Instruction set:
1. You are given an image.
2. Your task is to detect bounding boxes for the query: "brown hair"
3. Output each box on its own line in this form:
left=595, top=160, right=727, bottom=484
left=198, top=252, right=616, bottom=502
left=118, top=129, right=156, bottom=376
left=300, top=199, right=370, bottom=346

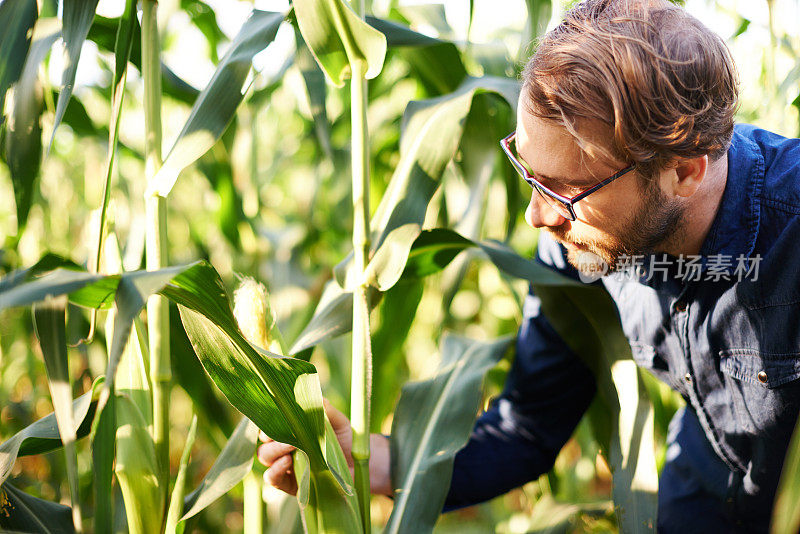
left=521, top=0, right=739, bottom=179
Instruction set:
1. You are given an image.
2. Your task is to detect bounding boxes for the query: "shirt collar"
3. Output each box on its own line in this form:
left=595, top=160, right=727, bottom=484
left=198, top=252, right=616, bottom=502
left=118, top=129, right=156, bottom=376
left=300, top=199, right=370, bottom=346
left=698, top=125, right=764, bottom=261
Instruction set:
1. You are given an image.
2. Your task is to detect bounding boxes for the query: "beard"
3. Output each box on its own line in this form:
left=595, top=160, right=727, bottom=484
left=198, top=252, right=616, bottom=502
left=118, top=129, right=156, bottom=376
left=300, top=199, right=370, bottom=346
left=546, top=183, right=686, bottom=278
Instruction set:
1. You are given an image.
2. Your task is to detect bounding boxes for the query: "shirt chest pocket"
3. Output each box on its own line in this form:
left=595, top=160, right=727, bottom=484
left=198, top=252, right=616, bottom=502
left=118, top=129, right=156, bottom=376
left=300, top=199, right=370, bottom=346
left=719, top=348, right=800, bottom=389
left=718, top=348, right=800, bottom=433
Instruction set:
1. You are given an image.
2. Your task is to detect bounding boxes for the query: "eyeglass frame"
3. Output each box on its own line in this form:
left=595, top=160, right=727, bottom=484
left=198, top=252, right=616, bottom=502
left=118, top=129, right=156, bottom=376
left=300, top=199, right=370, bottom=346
left=500, top=131, right=636, bottom=222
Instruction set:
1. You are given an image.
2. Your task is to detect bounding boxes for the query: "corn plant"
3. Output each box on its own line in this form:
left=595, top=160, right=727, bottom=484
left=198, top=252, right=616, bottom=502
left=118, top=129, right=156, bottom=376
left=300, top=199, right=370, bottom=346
left=2, top=0, right=798, bottom=533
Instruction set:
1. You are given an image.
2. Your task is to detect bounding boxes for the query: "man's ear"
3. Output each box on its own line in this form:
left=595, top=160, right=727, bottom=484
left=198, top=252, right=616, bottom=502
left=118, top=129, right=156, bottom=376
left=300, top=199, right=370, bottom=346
left=667, top=155, right=708, bottom=198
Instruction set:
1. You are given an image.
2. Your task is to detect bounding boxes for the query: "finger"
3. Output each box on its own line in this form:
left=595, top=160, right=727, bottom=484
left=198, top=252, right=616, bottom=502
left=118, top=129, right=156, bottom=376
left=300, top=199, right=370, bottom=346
left=323, top=398, right=349, bottom=431
left=265, top=454, right=298, bottom=495
left=256, top=441, right=295, bottom=467
left=258, top=431, right=271, bottom=443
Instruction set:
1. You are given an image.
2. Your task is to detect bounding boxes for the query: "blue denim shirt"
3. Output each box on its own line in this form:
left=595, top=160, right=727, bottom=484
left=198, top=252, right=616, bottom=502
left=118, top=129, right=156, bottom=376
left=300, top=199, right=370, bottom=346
left=445, top=124, right=800, bottom=533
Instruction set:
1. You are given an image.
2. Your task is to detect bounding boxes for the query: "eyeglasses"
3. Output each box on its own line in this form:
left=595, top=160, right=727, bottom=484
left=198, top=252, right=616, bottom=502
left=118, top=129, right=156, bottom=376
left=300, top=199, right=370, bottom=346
left=500, top=131, right=635, bottom=221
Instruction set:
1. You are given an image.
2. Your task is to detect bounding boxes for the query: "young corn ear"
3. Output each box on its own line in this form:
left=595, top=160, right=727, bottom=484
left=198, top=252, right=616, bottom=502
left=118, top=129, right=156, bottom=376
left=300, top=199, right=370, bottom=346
left=233, top=277, right=285, bottom=355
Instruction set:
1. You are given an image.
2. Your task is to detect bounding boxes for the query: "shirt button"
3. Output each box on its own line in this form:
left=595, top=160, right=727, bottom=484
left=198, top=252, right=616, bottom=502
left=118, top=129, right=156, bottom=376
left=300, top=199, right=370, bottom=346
left=757, top=371, right=768, bottom=384
left=684, top=373, right=692, bottom=383
left=674, top=300, right=688, bottom=312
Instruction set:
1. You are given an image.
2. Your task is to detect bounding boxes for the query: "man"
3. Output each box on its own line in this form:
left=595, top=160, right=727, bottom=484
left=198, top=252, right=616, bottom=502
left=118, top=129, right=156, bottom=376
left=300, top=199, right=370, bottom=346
left=259, top=0, right=800, bottom=531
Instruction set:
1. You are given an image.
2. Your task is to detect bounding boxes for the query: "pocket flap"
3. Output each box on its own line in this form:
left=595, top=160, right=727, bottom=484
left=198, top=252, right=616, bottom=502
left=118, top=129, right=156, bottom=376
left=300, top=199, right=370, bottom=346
left=719, top=349, right=800, bottom=388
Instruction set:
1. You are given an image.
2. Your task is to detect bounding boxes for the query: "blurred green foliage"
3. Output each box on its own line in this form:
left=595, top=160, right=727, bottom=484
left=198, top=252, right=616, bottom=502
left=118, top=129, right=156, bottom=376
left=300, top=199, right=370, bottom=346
left=0, top=0, right=798, bottom=532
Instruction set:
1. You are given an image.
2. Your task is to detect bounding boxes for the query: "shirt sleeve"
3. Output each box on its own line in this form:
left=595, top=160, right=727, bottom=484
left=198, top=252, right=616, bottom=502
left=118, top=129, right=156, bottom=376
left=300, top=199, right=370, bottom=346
left=443, top=231, right=598, bottom=510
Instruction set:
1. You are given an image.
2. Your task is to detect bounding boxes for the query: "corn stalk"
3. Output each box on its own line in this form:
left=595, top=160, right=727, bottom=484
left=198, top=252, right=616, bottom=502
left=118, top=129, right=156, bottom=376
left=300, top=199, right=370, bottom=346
left=142, top=0, right=170, bottom=511
left=349, top=1, right=374, bottom=528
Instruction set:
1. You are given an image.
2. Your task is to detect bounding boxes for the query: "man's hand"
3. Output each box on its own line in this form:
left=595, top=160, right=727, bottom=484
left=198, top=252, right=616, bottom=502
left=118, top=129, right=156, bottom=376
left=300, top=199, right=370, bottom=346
left=257, top=399, right=393, bottom=497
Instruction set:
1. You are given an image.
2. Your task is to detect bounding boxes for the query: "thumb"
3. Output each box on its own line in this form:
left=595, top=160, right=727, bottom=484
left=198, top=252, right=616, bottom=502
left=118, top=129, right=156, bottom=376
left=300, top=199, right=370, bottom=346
left=323, top=398, right=350, bottom=432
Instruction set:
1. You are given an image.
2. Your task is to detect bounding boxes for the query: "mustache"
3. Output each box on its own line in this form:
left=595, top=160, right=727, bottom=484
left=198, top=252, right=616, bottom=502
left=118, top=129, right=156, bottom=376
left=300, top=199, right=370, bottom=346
left=545, top=228, right=585, bottom=248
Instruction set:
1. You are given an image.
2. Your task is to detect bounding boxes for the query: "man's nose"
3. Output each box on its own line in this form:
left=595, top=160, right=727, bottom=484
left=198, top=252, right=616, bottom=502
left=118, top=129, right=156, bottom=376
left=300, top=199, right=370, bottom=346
left=525, top=191, right=568, bottom=228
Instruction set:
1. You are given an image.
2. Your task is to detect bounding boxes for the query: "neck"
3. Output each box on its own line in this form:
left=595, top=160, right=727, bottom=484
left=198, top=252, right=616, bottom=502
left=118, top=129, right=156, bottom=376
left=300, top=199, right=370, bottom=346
left=665, top=154, right=729, bottom=257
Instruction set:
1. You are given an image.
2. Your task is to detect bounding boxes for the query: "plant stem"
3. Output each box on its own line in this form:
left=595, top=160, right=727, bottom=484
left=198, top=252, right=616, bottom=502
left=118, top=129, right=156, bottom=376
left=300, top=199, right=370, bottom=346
left=243, top=470, right=264, bottom=534
left=349, top=0, right=373, bottom=520
left=142, top=0, right=170, bottom=512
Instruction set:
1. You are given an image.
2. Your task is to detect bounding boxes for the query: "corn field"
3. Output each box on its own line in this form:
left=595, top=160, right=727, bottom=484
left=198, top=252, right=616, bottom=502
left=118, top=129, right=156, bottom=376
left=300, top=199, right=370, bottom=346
left=0, top=0, right=799, bottom=533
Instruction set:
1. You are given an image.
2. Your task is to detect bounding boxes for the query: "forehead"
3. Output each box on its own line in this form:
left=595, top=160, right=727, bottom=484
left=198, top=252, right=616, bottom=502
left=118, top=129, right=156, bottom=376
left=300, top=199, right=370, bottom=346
left=515, top=98, right=619, bottom=180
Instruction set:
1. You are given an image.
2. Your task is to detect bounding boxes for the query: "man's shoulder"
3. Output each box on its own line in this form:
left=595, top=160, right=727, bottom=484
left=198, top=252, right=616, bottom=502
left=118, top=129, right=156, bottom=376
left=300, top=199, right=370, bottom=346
left=732, top=124, right=800, bottom=212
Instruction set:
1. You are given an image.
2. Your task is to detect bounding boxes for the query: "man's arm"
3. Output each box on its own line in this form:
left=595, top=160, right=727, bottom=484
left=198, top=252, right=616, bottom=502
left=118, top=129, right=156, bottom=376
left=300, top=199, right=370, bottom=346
left=444, top=231, right=598, bottom=509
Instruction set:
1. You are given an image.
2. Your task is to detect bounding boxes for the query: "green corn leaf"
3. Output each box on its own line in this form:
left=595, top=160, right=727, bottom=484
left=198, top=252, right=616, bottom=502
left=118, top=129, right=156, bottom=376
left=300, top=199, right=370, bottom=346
left=333, top=76, right=520, bottom=293
left=180, top=0, right=226, bottom=63
left=5, top=17, right=60, bottom=233
left=364, top=14, right=467, bottom=96
left=0, top=261, right=202, bottom=533
left=402, top=229, right=579, bottom=286
left=170, top=304, right=236, bottom=436
left=90, top=393, right=115, bottom=534
left=0, top=0, right=38, bottom=118
left=772, top=414, right=800, bottom=534
left=86, top=14, right=201, bottom=106
left=522, top=0, right=553, bottom=51
left=181, top=416, right=258, bottom=521
left=170, top=279, right=322, bottom=457
left=163, top=262, right=361, bottom=532
left=396, top=4, right=451, bottom=37
left=535, top=284, right=659, bottom=533
left=145, top=10, right=284, bottom=197
left=0, top=268, right=118, bottom=311
left=171, top=323, right=235, bottom=438
left=301, top=226, right=575, bottom=354
left=49, top=0, right=101, bottom=150
left=293, top=0, right=387, bottom=87
left=370, top=279, right=423, bottom=432
left=436, top=96, right=501, bottom=314
left=365, top=16, right=442, bottom=47
left=371, top=76, right=519, bottom=247
left=0, top=253, right=80, bottom=301
left=0, top=481, right=75, bottom=534
left=0, top=377, right=104, bottom=487
left=386, top=334, right=513, bottom=534
left=113, top=394, right=162, bottom=534
left=32, top=295, right=82, bottom=531
left=288, top=280, right=380, bottom=355
left=294, top=28, right=332, bottom=160
left=165, top=413, right=197, bottom=534
left=103, top=237, right=161, bottom=534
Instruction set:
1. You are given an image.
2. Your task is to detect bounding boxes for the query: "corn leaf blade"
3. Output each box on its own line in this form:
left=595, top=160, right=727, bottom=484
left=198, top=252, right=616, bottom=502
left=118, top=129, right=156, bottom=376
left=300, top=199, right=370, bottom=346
left=293, top=0, right=387, bottom=86
left=0, top=481, right=75, bottom=534
left=0, top=0, right=38, bottom=117
left=165, top=413, right=197, bottom=534
left=535, top=284, right=659, bottom=533
left=5, top=17, right=60, bottom=232
left=181, top=416, right=258, bottom=521
left=49, top=0, right=101, bottom=149
left=113, top=394, right=162, bottom=534
left=146, top=10, right=284, bottom=197
left=164, top=262, right=361, bottom=531
left=32, top=295, right=82, bottom=531
left=772, top=414, right=800, bottom=534
left=0, top=377, right=104, bottom=487
left=386, top=334, right=513, bottom=534
left=333, top=76, right=520, bottom=292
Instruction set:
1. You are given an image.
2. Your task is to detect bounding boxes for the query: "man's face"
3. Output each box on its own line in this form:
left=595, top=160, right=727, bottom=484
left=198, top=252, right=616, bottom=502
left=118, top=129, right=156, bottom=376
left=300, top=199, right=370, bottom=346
left=515, top=100, right=685, bottom=274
